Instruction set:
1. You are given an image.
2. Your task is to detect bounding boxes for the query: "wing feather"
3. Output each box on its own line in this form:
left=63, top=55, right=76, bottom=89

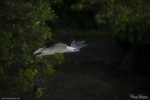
left=44, top=34, right=73, bottom=48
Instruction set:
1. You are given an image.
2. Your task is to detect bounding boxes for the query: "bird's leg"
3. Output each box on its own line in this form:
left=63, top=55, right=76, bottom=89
left=36, top=54, right=43, bottom=59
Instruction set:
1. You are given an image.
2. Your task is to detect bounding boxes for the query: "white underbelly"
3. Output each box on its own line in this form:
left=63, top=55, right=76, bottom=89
left=42, top=48, right=56, bottom=55
left=41, top=47, right=67, bottom=55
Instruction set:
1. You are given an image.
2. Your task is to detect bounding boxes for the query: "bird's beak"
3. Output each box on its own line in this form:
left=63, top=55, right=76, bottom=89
left=77, top=50, right=80, bottom=52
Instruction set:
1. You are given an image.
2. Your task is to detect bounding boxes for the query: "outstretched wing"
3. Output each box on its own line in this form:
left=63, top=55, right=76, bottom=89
left=43, top=34, right=74, bottom=48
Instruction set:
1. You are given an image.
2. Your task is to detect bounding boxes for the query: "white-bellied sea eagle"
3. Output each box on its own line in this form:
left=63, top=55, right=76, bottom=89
left=34, top=34, right=87, bottom=59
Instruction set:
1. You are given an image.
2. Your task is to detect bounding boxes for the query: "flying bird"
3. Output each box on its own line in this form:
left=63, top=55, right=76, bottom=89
left=34, top=34, right=87, bottom=59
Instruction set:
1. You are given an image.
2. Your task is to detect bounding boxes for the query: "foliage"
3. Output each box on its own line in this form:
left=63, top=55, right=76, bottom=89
left=0, top=0, right=63, bottom=98
left=50, top=0, right=150, bottom=43
left=49, top=0, right=96, bottom=31
left=71, top=0, right=150, bottom=43
left=1, top=0, right=150, bottom=98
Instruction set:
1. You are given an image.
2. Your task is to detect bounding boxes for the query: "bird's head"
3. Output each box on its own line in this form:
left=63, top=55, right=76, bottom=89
left=70, top=40, right=87, bottom=52
left=73, top=48, right=80, bottom=52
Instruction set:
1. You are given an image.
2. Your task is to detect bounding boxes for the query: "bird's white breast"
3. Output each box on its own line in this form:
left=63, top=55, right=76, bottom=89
left=41, top=46, right=75, bottom=55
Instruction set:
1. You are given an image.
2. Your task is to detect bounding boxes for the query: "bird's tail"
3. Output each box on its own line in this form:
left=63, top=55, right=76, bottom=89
left=33, top=48, right=44, bottom=54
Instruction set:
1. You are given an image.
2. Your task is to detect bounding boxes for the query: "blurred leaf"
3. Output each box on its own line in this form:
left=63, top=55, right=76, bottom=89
left=0, top=0, right=64, bottom=98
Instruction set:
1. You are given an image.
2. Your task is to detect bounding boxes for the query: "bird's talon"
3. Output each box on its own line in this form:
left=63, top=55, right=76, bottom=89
left=36, top=54, right=43, bottom=59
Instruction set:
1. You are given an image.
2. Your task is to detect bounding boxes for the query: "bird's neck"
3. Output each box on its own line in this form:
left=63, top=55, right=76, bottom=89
left=66, top=46, right=75, bottom=52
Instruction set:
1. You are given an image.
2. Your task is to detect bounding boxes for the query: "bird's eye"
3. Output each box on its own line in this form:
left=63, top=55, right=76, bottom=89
left=74, top=49, right=76, bottom=51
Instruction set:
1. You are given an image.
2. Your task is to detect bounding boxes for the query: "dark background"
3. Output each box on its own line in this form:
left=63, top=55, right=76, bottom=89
left=0, top=0, right=150, bottom=100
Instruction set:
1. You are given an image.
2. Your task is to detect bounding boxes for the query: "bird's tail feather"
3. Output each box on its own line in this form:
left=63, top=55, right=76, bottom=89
left=33, top=48, right=44, bottom=54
